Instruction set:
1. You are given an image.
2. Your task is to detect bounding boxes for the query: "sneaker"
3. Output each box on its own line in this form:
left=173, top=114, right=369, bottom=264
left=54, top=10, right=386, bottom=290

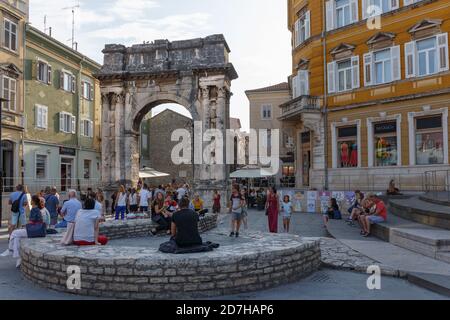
left=229, top=232, right=235, bottom=237
left=0, top=249, right=11, bottom=257
left=15, top=258, right=21, bottom=268
left=235, top=232, right=239, bottom=238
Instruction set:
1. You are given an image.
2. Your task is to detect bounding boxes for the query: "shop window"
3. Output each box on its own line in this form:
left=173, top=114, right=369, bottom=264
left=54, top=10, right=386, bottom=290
left=374, top=121, right=398, bottom=166
left=415, top=116, right=444, bottom=165
left=337, top=126, right=358, bottom=168
left=35, top=154, right=47, bottom=179
left=84, top=160, right=91, bottom=179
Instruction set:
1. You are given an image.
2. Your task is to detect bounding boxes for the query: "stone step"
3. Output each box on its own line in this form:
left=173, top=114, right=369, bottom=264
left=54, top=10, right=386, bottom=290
left=370, top=214, right=450, bottom=263
left=437, top=251, right=450, bottom=264
left=419, top=192, right=450, bottom=207
left=407, top=272, right=450, bottom=297
left=388, top=197, right=450, bottom=230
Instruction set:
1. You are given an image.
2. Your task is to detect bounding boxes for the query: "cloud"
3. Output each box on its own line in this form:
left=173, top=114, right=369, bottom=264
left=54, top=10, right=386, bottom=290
left=108, top=0, right=160, bottom=20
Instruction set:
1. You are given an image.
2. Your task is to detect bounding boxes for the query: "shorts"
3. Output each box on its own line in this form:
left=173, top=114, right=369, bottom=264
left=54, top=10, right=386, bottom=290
left=282, top=214, right=292, bottom=220
left=232, top=211, right=242, bottom=221
left=11, top=212, right=26, bottom=227
left=367, top=215, right=385, bottom=224
left=140, top=206, right=149, bottom=213
left=130, top=205, right=138, bottom=212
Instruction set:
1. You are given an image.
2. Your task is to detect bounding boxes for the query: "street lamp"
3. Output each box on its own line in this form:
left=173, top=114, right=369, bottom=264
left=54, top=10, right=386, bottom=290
left=0, top=97, right=9, bottom=228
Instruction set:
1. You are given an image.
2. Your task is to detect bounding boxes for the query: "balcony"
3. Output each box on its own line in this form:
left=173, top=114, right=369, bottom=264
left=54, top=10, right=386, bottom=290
left=279, top=95, right=321, bottom=122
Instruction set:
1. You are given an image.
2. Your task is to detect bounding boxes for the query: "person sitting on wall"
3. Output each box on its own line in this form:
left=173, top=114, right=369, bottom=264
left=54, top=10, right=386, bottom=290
left=73, top=198, right=108, bottom=246
left=346, top=190, right=364, bottom=225
left=171, top=197, right=203, bottom=248
left=191, top=194, right=208, bottom=216
left=387, top=180, right=403, bottom=196
left=151, top=192, right=172, bottom=235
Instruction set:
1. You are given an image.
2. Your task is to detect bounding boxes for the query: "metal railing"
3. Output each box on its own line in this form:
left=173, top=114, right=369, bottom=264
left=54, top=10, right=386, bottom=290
left=1, top=177, right=102, bottom=194
left=423, top=169, right=450, bottom=202
left=280, top=95, right=321, bottom=118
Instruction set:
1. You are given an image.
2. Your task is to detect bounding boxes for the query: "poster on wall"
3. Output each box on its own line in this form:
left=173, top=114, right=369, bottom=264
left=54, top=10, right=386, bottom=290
left=344, top=192, right=356, bottom=207
left=332, top=191, right=345, bottom=202
left=307, top=200, right=316, bottom=213
left=319, top=191, right=331, bottom=214
left=307, top=191, right=318, bottom=201
left=294, top=191, right=304, bottom=212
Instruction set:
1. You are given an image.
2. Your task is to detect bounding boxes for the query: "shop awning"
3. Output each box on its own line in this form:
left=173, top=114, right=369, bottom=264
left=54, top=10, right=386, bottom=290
left=230, top=168, right=274, bottom=179
left=139, top=167, right=170, bottom=179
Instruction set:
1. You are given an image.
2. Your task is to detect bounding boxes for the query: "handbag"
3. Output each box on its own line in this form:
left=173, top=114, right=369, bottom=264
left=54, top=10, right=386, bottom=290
left=26, top=222, right=47, bottom=238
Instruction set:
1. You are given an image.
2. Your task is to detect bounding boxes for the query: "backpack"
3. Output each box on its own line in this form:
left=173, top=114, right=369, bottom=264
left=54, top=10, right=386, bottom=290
left=11, top=192, right=25, bottom=213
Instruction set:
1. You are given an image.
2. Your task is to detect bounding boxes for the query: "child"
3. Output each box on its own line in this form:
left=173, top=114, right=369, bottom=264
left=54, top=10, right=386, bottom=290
left=281, top=195, right=293, bottom=233
left=323, top=198, right=341, bottom=227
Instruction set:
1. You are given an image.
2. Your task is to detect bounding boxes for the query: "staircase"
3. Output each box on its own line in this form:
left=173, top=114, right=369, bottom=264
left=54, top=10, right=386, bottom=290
left=372, top=194, right=450, bottom=264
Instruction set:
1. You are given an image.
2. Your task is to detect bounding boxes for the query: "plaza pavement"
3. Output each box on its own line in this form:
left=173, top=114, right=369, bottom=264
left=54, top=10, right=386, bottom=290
left=0, top=209, right=447, bottom=300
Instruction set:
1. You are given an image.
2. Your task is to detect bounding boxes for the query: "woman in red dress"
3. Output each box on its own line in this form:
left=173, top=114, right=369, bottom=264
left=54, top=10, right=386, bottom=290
left=265, top=187, right=280, bottom=233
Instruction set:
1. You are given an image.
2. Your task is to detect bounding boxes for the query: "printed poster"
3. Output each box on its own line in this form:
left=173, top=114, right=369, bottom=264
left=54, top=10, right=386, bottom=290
left=307, top=200, right=316, bottom=213
left=293, top=191, right=304, bottom=212
left=307, top=191, right=318, bottom=201
left=319, top=191, right=331, bottom=214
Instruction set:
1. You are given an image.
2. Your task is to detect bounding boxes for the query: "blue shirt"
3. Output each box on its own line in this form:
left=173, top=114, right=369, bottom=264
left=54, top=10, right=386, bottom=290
left=45, top=194, right=59, bottom=215
left=9, top=191, right=27, bottom=215
left=29, top=207, right=43, bottom=223
left=61, top=198, right=82, bottom=223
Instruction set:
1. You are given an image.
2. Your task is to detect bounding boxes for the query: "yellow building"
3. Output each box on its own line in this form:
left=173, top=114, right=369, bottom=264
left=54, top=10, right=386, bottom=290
left=284, top=0, right=450, bottom=191
left=0, top=0, right=28, bottom=191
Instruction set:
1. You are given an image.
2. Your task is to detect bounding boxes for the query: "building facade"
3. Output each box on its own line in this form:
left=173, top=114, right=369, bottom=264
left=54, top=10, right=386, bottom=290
left=284, top=0, right=450, bottom=191
left=246, top=83, right=296, bottom=187
left=0, top=0, right=28, bottom=192
left=23, top=26, right=102, bottom=193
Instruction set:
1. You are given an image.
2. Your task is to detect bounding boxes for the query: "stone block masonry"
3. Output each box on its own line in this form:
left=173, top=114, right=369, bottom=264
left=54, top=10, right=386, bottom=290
left=19, top=218, right=320, bottom=299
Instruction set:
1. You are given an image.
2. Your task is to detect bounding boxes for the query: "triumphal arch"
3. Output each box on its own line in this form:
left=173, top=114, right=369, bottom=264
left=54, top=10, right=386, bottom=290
left=95, top=35, right=238, bottom=202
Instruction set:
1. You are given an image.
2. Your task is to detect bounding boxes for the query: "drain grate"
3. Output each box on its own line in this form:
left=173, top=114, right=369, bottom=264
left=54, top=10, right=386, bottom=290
left=309, top=272, right=336, bottom=284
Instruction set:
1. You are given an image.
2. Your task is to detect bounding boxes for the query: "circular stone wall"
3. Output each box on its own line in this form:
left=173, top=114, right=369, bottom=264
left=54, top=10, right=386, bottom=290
left=20, top=216, right=321, bottom=299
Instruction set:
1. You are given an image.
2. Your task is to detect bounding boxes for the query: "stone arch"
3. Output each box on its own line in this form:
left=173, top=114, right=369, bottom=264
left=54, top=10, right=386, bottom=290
left=131, top=92, right=200, bottom=132
left=95, top=35, right=238, bottom=207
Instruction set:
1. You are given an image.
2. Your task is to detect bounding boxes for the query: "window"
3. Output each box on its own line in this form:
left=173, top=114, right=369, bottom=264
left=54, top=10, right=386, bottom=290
left=337, top=60, right=352, bottom=92
left=82, top=81, right=94, bottom=100
left=3, top=18, right=18, bottom=52
left=326, top=0, right=358, bottom=31
left=374, top=122, right=398, bottom=166
left=328, top=56, right=360, bottom=93
left=337, top=126, right=358, bottom=168
left=35, top=105, right=48, bottom=129
left=364, top=46, right=400, bottom=86
left=35, top=154, right=47, bottom=179
left=80, top=119, right=94, bottom=137
left=336, top=0, right=351, bottom=28
left=405, top=33, right=448, bottom=78
left=292, top=71, right=309, bottom=98
left=60, top=71, right=76, bottom=93
left=84, top=160, right=91, bottom=179
left=364, top=0, right=399, bottom=18
left=294, top=11, right=310, bottom=47
left=261, top=105, right=272, bottom=120
left=37, top=61, right=52, bottom=84
left=404, top=0, right=424, bottom=5
left=2, top=76, right=16, bottom=111
left=415, top=116, right=444, bottom=165
left=59, top=112, right=76, bottom=134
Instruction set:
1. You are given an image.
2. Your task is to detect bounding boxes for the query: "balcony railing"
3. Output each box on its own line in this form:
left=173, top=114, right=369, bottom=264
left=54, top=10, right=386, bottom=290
left=279, top=95, right=321, bottom=120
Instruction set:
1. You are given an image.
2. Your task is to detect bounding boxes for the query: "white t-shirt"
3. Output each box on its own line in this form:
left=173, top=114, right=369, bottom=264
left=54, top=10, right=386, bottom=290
left=74, top=209, right=101, bottom=243
left=139, top=189, right=151, bottom=207
left=177, top=188, right=186, bottom=200
left=117, top=192, right=127, bottom=207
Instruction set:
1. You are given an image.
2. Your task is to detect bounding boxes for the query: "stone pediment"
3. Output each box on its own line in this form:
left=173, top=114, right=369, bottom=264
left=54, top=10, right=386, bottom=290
left=367, top=32, right=396, bottom=45
left=296, top=58, right=310, bottom=70
left=0, top=63, right=22, bottom=77
left=330, top=43, right=356, bottom=55
left=408, top=19, right=442, bottom=34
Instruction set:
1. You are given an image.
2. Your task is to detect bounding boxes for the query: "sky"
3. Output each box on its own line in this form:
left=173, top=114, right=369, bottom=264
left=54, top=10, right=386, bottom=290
left=29, top=0, right=292, bottom=130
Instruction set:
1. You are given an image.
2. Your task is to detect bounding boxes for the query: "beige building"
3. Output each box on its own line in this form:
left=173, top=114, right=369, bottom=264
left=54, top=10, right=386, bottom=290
left=246, top=82, right=296, bottom=187
left=1, top=0, right=28, bottom=192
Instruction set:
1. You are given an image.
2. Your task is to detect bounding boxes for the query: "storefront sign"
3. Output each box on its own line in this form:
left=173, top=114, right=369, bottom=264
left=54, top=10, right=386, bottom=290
left=374, top=122, right=396, bottom=135
left=59, top=147, right=76, bottom=156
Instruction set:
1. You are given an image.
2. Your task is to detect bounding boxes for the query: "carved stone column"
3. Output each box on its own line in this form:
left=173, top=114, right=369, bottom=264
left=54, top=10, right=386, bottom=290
left=101, top=93, right=112, bottom=186
left=113, top=92, right=125, bottom=183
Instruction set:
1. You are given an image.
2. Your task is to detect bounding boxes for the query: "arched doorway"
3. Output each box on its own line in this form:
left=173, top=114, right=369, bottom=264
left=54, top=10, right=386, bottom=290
left=1, top=140, right=15, bottom=192
left=96, top=35, right=238, bottom=206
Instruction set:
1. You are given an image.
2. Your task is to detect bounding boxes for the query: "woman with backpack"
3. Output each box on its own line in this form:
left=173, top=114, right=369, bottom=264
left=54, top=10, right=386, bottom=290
left=1, top=195, right=47, bottom=267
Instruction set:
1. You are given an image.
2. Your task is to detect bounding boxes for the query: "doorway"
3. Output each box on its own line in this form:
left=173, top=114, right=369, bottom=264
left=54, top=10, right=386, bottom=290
left=1, top=140, right=14, bottom=192
left=301, top=132, right=311, bottom=187
left=60, top=157, right=74, bottom=192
